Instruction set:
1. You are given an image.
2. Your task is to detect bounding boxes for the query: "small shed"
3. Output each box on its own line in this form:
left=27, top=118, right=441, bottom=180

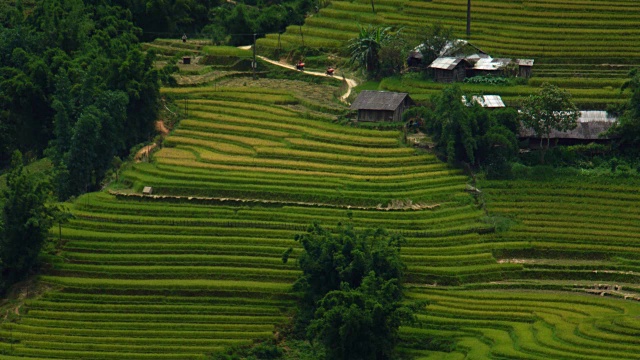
left=350, top=91, right=415, bottom=122
left=407, top=51, right=423, bottom=67
left=517, top=59, right=534, bottom=78
left=463, top=95, right=505, bottom=108
left=428, top=57, right=471, bottom=83
left=519, top=111, right=618, bottom=146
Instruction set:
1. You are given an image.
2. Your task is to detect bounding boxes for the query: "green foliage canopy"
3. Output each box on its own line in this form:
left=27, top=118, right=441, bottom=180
left=610, top=68, right=640, bottom=155
left=519, top=83, right=579, bottom=163
left=418, top=22, right=454, bottom=70
left=411, top=85, right=518, bottom=169
left=348, top=25, right=396, bottom=77
left=0, top=0, right=160, bottom=198
left=0, top=151, right=56, bottom=292
left=288, top=223, right=414, bottom=360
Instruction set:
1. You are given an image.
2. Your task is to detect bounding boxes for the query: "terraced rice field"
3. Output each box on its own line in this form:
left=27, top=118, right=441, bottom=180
left=257, top=0, right=638, bottom=108
left=260, top=0, right=640, bottom=74
left=481, top=178, right=640, bottom=286
left=4, top=80, right=640, bottom=359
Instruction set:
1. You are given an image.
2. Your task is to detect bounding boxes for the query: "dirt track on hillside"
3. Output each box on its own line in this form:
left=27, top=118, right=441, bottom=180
left=237, top=46, right=357, bottom=103
left=134, top=121, right=170, bottom=162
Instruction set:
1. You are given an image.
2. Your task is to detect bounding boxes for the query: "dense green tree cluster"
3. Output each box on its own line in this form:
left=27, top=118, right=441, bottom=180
left=0, top=0, right=160, bottom=198
left=285, top=223, right=416, bottom=360
left=405, top=85, right=519, bottom=175
left=107, top=0, right=316, bottom=45
left=0, top=151, right=57, bottom=293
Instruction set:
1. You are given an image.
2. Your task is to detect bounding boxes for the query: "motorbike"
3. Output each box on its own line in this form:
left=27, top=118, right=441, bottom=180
left=326, top=68, right=335, bottom=76
left=296, top=62, right=305, bottom=71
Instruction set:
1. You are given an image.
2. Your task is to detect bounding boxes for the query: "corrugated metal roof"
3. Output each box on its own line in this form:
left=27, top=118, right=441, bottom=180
left=474, top=58, right=512, bottom=71
left=428, top=57, right=464, bottom=70
left=462, top=95, right=505, bottom=108
left=481, top=95, right=505, bottom=108
left=465, top=53, right=491, bottom=61
left=519, top=111, right=617, bottom=139
left=578, top=110, right=616, bottom=123
left=350, top=91, right=412, bottom=111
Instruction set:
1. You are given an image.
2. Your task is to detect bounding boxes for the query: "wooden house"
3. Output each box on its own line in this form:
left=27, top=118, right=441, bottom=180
left=519, top=111, right=618, bottom=147
left=428, top=57, right=471, bottom=83
left=350, top=91, right=415, bottom=122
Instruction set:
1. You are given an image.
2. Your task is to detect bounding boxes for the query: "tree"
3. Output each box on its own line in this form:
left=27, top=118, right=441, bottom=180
left=285, top=223, right=415, bottom=360
left=378, top=35, right=409, bottom=78
left=607, top=68, right=640, bottom=155
left=427, top=85, right=478, bottom=164
left=347, top=25, right=394, bottom=77
left=404, top=87, right=518, bottom=170
left=419, top=22, right=454, bottom=71
left=0, top=151, right=56, bottom=292
left=519, top=83, right=579, bottom=163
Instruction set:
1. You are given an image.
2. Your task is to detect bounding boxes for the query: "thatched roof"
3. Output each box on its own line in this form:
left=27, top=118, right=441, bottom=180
left=519, top=111, right=617, bottom=139
left=350, top=91, right=413, bottom=111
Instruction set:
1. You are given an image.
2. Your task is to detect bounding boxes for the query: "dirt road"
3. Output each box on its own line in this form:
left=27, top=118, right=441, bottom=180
left=237, top=46, right=357, bottom=103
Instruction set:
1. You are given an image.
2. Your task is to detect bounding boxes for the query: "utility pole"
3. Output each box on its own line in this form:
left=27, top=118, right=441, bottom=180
left=299, top=26, right=304, bottom=47
left=371, top=0, right=375, bottom=13
left=252, top=33, right=257, bottom=80
left=466, top=0, right=471, bottom=37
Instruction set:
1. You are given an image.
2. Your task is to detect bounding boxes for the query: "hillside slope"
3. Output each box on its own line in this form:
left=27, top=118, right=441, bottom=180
left=2, top=73, right=640, bottom=359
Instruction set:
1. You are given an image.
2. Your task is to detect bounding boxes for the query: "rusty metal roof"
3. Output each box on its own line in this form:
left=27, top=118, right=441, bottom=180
left=519, top=111, right=617, bottom=139
left=428, top=57, right=465, bottom=70
left=350, top=91, right=412, bottom=111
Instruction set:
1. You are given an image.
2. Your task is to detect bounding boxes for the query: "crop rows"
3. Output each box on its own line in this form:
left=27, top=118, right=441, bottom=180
left=398, top=288, right=640, bottom=359
left=6, top=76, right=640, bottom=359
left=256, top=0, right=640, bottom=106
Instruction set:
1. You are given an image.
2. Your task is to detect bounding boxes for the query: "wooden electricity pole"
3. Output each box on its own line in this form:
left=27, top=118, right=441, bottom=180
left=252, top=33, right=257, bottom=80
left=466, top=0, right=471, bottom=37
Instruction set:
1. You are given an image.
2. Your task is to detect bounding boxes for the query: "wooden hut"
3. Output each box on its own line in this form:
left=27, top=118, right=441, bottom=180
left=428, top=57, right=471, bottom=83
left=517, top=59, right=534, bottom=78
left=519, top=111, right=618, bottom=146
left=350, top=91, right=415, bottom=122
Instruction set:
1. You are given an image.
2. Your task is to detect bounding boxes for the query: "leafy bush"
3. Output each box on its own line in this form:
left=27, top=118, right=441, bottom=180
left=463, top=76, right=510, bottom=86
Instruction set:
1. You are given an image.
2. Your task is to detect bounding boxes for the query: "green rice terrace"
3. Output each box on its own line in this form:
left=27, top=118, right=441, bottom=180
left=3, top=57, right=640, bottom=358
left=256, top=0, right=640, bottom=108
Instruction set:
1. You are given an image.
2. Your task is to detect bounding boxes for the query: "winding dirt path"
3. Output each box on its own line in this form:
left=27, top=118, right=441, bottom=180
left=257, top=56, right=357, bottom=103
left=134, top=121, right=170, bottom=162
left=236, top=46, right=357, bottom=103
